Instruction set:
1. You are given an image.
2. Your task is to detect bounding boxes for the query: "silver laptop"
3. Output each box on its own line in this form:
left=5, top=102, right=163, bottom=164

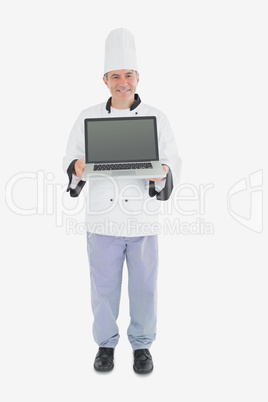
left=82, top=116, right=166, bottom=180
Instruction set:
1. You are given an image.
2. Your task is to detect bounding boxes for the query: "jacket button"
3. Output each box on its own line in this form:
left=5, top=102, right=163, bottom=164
left=110, top=199, right=113, bottom=202
left=135, top=112, right=138, bottom=115
left=125, top=199, right=128, bottom=202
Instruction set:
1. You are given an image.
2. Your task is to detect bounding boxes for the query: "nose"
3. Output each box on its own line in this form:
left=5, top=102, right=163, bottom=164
left=118, top=76, right=128, bottom=86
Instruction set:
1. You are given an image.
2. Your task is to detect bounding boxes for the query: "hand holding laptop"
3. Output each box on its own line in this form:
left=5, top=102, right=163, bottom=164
left=148, top=165, right=169, bottom=181
left=74, top=159, right=85, bottom=179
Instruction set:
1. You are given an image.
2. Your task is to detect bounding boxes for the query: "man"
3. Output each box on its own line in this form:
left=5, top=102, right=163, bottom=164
left=63, top=28, right=181, bottom=374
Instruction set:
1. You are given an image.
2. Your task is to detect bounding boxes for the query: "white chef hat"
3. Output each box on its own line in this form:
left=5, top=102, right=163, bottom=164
left=104, top=28, right=138, bottom=75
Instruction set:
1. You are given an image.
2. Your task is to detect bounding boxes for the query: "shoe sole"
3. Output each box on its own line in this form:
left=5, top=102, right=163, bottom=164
left=133, top=365, right=154, bottom=374
left=94, top=364, right=114, bottom=373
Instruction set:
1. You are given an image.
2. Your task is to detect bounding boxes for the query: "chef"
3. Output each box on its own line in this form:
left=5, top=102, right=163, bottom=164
left=63, top=28, right=181, bottom=374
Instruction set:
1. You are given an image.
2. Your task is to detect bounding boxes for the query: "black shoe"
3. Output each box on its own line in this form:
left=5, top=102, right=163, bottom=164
left=133, top=349, right=154, bottom=374
left=94, top=347, right=114, bottom=372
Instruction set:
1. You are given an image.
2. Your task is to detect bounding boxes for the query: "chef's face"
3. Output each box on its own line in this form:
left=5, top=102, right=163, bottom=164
left=103, top=69, right=139, bottom=108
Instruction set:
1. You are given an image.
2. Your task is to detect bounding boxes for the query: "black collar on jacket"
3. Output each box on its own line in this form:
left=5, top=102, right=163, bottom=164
left=106, top=93, right=141, bottom=113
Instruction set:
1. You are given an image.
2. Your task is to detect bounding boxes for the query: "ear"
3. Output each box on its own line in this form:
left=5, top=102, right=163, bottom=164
left=136, top=72, right=140, bottom=84
left=103, top=76, right=108, bottom=87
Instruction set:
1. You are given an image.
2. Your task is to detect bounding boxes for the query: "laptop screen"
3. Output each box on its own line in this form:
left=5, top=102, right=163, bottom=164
left=84, top=116, right=159, bottom=163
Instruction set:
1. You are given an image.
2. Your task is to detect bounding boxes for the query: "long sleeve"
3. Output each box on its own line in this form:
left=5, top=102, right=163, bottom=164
left=62, top=113, right=86, bottom=197
left=149, top=113, right=182, bottom=201
left=149, top=164, right=174, bottom=200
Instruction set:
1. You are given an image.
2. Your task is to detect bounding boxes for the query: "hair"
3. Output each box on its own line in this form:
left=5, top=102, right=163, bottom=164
left=103, top=70, right=138, bottom=81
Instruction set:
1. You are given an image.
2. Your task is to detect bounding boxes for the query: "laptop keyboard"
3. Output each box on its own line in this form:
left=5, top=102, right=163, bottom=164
left=93, top=162, right=153, bottom=171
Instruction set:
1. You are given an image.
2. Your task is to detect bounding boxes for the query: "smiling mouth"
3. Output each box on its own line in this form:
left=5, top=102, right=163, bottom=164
left=117, top=89, right=130, bottom=93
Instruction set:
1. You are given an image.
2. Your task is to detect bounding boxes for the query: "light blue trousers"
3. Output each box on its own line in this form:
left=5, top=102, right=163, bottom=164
left=86, top=232, right=158, bottom=350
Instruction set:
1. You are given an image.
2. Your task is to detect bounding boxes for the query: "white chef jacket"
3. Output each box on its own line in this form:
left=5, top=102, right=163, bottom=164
left=62, top=94, right=181, bottom=237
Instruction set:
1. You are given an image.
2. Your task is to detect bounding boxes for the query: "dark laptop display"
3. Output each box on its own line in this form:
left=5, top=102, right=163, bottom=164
left=84, top=116, right=159, bottom=163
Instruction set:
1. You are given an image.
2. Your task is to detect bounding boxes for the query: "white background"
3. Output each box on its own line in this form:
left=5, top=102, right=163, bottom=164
left=1, top=0, right=267, bottom=401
